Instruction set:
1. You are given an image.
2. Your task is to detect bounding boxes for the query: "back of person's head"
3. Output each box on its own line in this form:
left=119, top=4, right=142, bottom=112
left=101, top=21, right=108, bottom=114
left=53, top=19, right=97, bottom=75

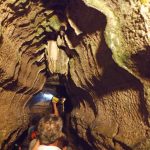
left=38, top=114, right=63, bottom=145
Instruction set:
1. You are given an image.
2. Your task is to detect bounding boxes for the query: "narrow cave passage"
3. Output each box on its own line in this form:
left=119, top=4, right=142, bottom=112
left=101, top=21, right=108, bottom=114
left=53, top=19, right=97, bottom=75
left=0, top=0, right=150, bottom=149
left=10, top=74, right=73, bottom=150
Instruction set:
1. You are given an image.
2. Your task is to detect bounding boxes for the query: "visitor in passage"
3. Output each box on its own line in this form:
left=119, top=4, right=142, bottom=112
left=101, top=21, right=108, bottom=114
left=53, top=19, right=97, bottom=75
left=28, top=118, right=38, bottom=150
left=32, top=97, right=69, bottom=150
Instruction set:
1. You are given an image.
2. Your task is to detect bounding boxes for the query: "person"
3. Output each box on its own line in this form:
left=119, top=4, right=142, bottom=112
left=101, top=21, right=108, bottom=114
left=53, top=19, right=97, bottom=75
left=37, top=114, right=67, bottom=150
left=51, top=97, right=66, bottom=116
left=31, top=97, right=68, bottom=150
left=28, top=119, right=38, bottom=150
left=51, top=96, right=60, bottom=116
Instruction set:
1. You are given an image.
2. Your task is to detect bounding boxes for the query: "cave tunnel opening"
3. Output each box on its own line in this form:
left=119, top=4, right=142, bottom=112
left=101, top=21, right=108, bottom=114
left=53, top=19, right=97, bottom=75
left=10, top=74, right=73, bottom=150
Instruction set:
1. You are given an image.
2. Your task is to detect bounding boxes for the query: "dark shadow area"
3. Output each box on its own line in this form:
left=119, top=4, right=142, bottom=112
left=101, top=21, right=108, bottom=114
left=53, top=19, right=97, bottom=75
left=113, top=138, right=132, bottom=150
left=4, top=1, right=31, bottom=26
left=65, top=0, right=107, bottom=48
left=56, top=84, right=73, bottom=113
left=0, top=33, right=3, bottom=47
left=86, top=127, right=115, bottom=150
left=1, top=129, right=19, bottom=150
left=138, top=85, right=149, bottom=125
left=67, top=66, right=98, bottom=115
left=41, top=0, right=67, bottom=10
left=67, top=0, right=106, bottom=34
left=10, top=130, right=28, bottom=150
left=69, top=127, right=94, bottom=150
left=131, top=46, right=150, bottom=79
left=40, top=0, right=67, bottom=26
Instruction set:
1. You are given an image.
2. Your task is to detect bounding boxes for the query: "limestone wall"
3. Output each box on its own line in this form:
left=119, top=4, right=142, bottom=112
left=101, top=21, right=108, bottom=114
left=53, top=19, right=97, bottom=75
left=0, top=0, right=150, bottom=149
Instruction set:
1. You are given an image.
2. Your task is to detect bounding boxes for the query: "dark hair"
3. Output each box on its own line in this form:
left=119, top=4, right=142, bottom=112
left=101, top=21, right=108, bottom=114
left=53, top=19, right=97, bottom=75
left=57, top=136, right=69, bottom=149
left=38, top=114, right=63, bottom=145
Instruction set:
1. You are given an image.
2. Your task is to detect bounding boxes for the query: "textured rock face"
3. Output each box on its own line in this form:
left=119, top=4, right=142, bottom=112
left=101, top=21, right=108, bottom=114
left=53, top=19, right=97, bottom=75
left=0, top=0, right=150, bottom=149
left=65, top=0, right=150, bottom=149
left=0, top=0, right=51, bottom=148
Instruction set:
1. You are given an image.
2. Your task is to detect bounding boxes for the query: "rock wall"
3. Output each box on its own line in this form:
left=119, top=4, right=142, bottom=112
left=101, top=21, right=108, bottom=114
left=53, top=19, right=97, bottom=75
left=0, top=0, right=150, bottom=149
left=0, top=0, right=61, bottom=148
left=64, top=0, right=150, bottom=149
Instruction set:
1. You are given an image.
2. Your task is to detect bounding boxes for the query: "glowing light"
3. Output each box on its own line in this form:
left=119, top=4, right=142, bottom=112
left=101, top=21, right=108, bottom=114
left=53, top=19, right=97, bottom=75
left=43, top=93, right=53, bottom=100
left=29, top=92, right=56, bottom=108
left=140, top=0, right=149, bottom=4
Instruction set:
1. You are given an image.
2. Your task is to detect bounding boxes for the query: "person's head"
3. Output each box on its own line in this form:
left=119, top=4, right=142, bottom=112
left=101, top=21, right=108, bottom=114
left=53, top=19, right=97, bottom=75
left=38, top=114, right=63, bottom=145
left=60, top=97, right=66, bottom=103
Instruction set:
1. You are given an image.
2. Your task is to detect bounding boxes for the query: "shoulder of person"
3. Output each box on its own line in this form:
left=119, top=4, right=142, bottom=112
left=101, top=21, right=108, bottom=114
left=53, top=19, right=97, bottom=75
left=37, top=145, right=62, bottom=150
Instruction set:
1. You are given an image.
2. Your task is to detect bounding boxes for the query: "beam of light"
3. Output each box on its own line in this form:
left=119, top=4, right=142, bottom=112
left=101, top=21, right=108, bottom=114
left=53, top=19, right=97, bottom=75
left=29, top=92, right=55, bottom=108
left=42, top=93, right=53, bottom=101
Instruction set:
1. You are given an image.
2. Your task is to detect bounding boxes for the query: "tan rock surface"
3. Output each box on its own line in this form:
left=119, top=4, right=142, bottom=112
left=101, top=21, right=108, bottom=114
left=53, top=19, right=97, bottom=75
left=0, top=0, right=150, bottom=149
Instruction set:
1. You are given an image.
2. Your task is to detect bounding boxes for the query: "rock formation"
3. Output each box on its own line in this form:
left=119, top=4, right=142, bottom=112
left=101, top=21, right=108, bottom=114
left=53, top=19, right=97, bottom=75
left=0, top=0, right=150, bottom=149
